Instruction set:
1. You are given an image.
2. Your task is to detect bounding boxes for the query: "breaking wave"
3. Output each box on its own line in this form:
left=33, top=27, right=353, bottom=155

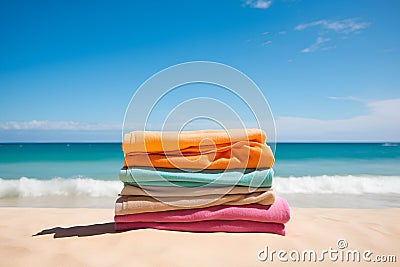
left=274, top=175, right=400, bottom=195
left=0, top=175, right=399, bottom=198
left=0, top=177, right=122, bottom=198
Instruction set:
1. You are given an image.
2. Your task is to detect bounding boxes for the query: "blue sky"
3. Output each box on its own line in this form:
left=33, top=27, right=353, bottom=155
left=0, top=0, right=399, bottom=142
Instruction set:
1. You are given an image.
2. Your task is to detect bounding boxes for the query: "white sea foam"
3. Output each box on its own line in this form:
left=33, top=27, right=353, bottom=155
left=274, top=175, right=400, bottom=195
left=0, top=177, right=122, bottom=198
left=382, top=143, right=398, bottom=147
left=0, top=175, right=399, bottom=198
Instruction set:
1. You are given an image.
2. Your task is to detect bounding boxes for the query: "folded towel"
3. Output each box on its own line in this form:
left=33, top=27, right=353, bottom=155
left=123, top=128, right=267, bottom=153
left=123, top=129, right=274, bottom=169
left=124, top=141, right=274, bottom=170
left=120, top=184, right=270, bottom=197
left=115, top=190, right=275, bottom=215
left=115, top=197, right=290, bottom=224
left=114, top=220, right=285, bottom=235
left=120, top=167, right=273, bottom=188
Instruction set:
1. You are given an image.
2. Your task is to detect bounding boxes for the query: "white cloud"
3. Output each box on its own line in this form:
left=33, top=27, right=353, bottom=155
left=328, top=96, right=366, bottom=102
left=301, top=37, right=330, bottom=53
left=295, top=18, right=369, bottom=33
left=276, top=98, right=400, bottom=142
left=0, top=120, right=120, bottom=131
left=4, top=98, right=398, bottom=142
left=261, top=40, right=272, bottom=47
left=295, top=18, right=369, bottom=53
left=243, top=0, right=272, bottom=9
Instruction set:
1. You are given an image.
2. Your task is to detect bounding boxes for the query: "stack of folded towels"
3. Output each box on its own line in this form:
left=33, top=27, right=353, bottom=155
left=114, top=129, right=290, bottom=235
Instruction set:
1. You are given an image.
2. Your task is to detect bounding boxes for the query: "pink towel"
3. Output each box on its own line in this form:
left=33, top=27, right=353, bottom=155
left=114, top=197, right=290, bottom=224
left=114, top=220, right=286, bottom=235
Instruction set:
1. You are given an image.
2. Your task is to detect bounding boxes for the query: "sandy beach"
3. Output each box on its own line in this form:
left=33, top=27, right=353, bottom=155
left=0, top=207, right=398, bottom=266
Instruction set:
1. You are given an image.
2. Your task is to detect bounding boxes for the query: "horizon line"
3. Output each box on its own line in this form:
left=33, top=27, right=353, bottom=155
left=1, top=141, right=399, bottom=144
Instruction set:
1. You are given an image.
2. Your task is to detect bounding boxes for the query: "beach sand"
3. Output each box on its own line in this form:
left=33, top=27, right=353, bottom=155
left=0, top=207, right=398, bottom=266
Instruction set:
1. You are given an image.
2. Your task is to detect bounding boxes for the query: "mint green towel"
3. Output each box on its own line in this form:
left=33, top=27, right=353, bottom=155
left=119, top=167, right=273, bottom=188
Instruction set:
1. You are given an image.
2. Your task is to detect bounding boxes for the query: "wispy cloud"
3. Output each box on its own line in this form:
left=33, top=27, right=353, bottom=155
left=243, top=0, right=272, bottom=9
left=0, top=120, right=120, bottom=131
left=295, top=18, right=369, bottom=53
left=261, top=40, right=272, bottom=47
left=252, top=30, right=285, bottom=48
left=276, top=98, right=400, bottom=142
left=295, top=18, right=369, bottom=33
left=301, top=37, right=330, bottom=53
left=328, top=96, right=366, bottom=102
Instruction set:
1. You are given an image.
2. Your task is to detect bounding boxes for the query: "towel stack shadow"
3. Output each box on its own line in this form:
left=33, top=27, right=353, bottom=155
left=114, top=129, right=290, bottom=235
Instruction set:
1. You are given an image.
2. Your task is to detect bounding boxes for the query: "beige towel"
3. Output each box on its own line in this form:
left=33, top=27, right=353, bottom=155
left=120, top=184, right=269, bottom=197
left=115, top=190, right=275, bottom=215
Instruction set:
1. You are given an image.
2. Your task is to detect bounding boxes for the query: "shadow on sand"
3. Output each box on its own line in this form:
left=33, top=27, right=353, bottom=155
left=33, top=222, right=119, bottom=238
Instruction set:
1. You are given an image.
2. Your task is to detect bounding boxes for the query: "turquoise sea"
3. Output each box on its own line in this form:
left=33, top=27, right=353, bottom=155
left=0, top=143, right=399, bottom=208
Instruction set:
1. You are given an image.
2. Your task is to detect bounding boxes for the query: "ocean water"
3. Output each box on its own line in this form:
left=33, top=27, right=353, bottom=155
left=0, top=143, right=399, bottom=208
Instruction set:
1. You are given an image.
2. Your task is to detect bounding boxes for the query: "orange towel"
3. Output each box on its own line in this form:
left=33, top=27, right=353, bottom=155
left=123, top=129, right=274, bottom=169
left=123, top=128, right=266, bottom=153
